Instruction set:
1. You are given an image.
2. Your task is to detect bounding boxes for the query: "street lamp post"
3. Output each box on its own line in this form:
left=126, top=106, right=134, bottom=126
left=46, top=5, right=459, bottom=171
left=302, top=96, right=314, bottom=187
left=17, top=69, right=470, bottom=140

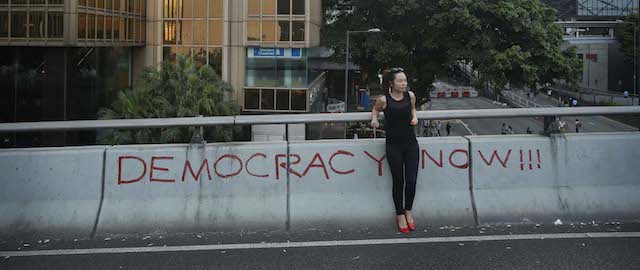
left=634, top=9, right=638, bottom=105
left=344, top=28, right=381, bottom=138
left=344, top=28, right=382, bottom=112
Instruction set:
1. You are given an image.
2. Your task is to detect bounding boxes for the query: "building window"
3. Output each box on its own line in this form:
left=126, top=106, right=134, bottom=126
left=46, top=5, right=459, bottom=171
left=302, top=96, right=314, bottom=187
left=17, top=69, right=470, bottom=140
left=48, top=12, right=63, bottom=38
left=0, top=11, right=9, bottom=37
left=78, top=0, right=146, bottom=45
left=247, top=0, right=306, bottom=44
left=161, top=0, right=224, bottom=76
left=244, top=47, right=313, bottom=112
left=11, top=11, right=27, bottom=37
left=292, top=0, right=305, bottom=15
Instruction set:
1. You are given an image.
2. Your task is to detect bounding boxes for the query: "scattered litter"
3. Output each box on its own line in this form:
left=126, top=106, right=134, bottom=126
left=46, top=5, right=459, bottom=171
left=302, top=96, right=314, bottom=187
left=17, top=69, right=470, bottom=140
left=338, top=230, right=342, bottom=233
left=352, top=256, right=360, bottom=260
left=455, top=227, right=462, bottom=230
left=122, top=239, right=126, bottom=242
left=283, top=249, right=287, bottom=253
left=38, top=240, right=42, bottom=244
left=17, top=247, right=21, bottom=251
left=506, top=246, right=512, bottom=250
left=159, top=236, right=163, bottom=239
left=23, top=244, right=29, bottom=247
left=506, top=225, right=512, bottom=228
left=616, top=227, right=622, bottom=230
left=481, top=228, right=486, bottom=231
left=221, top=251, right=226, bottom=254
left=163, top=245, right=166, bottom=247
left=44, top=239, right=50, bottom=244
left=104, top=238, right=111, bottom=241
left=535, top=224, right=540, bottom=227
left=74, top=239, right=78, bottom=242
left=570, top=223, right=575, bottom=226
left=4, top=256, right=9, bottom=260
left=479, top=231, right=485, bottom=234
left=423, top=230, right=428, bottom=232
left=605, top=222, right=610, bottom=225
left=591, top=221, right=596, bottom=225
left=616, top=222, right=621, bottom=225
left=261, top=241, right=266, bottom=244
left=459, top=243, right=465, bottom=246
left=143, top=236, right=151, bottom=240
left=439, top=227, right=445, bottom=230
left=581, top=243, right=586, bottom=247
left=554, top=219, right=563, bottom=226
left=450, top=229, right=456, bottom=232
left=196, top=235, right=202, bottom=239
left=580, top=222, right=586, bottom=226
left=148, top=243, right=153, bottom=247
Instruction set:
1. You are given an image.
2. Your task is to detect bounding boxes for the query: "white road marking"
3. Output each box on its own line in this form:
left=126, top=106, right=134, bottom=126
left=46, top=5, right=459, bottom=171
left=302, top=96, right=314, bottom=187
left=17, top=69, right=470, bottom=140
left=1, top=232, right=639, bottom=258
left=457, top=119, right=476, bottom=136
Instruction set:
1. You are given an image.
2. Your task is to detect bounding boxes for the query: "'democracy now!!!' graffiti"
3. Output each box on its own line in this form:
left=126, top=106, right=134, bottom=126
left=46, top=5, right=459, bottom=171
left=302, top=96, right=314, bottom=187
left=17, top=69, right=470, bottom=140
left=116, top=148, right=543, bottom=185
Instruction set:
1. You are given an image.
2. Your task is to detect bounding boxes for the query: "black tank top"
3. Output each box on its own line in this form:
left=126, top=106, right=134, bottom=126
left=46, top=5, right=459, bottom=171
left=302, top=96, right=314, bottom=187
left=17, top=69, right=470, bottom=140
left=383, top=92, right=417, bottom=144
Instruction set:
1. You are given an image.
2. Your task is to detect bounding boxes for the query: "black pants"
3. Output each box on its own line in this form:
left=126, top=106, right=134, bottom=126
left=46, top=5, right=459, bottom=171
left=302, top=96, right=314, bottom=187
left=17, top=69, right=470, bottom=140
left=386, top=140, right=419, bottom=215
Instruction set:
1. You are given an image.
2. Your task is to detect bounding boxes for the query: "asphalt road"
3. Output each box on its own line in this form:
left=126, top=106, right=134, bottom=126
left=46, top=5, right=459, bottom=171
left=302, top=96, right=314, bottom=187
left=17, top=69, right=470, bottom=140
left=426, top=97, right=638, bottom=137
left=2, top=223, right=639, bottom=269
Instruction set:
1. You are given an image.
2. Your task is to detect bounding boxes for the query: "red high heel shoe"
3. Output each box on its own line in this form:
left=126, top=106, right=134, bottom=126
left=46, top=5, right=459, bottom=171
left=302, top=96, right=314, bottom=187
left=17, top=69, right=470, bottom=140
left=406, top=216, right=416, bottom=231
left=397, top=217, right=410, bottom=234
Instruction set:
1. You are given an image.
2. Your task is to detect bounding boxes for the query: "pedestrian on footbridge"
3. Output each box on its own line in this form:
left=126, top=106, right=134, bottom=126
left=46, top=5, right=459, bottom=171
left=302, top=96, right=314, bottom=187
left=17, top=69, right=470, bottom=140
left=371, top=67, right=419, bottom=234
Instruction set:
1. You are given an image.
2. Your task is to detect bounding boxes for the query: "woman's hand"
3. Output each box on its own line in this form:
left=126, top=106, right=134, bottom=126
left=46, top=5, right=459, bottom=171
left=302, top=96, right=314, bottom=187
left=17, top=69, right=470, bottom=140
left=410, top=117, right=418, bottom=126
left=371, top=119, right=380, bottom=129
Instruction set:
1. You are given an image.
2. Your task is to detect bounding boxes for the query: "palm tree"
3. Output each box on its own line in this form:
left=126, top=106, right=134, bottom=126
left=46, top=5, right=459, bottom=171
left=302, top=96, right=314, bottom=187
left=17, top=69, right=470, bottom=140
left=98, top=55, right=240, bottom=145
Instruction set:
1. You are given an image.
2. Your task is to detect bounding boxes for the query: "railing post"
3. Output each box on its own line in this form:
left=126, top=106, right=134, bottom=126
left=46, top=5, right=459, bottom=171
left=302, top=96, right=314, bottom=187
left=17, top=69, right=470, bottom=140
left=190, top=115, right=206, bottom=145
left=543, top=116, right=559, bottom=135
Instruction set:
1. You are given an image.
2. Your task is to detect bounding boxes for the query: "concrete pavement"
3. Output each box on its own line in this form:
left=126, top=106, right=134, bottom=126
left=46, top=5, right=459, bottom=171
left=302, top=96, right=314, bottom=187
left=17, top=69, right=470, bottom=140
left=427, top=97, right=637, bottom=136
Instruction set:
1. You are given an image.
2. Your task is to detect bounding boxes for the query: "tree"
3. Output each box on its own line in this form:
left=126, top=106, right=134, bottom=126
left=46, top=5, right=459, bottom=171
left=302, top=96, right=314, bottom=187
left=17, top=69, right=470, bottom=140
left=618, top=13, right=638, bottom=64
left=322, top=0, right=582, bottom=101
left=98, top=55, right=240, bottom=145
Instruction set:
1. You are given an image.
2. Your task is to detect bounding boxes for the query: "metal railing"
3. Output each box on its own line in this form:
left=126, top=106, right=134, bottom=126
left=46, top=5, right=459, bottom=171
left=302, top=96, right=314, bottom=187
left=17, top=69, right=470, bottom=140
left=503, top=91, right=549, bottom=108
left=1, top=107, right=640, bottom=133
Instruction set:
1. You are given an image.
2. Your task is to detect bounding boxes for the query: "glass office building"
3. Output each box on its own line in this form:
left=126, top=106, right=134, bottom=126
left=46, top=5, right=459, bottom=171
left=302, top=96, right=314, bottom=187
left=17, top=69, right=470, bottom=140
left=0, top=0, right=146, bottom=147
left=1, top=0, right=324, bottom=147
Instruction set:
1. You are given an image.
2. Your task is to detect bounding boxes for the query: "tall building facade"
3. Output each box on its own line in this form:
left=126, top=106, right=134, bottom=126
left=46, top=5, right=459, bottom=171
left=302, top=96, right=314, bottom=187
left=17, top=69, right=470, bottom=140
left=1, top=0, right=324, bottom=147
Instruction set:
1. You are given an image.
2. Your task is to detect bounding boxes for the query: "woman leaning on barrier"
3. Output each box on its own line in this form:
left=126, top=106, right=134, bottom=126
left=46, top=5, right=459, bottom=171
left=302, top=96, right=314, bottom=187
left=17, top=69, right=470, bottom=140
left=370, top=67, right=419, bottom=234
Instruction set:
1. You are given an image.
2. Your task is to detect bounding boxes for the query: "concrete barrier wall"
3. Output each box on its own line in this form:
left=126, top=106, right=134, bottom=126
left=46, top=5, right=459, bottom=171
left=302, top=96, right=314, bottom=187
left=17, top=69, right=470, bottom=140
left=471, top=136, right=567, bottom=223
left=471, top=133, right=640, bottom=224
left=97, top=142, right=288, bottom=234
left=0, top=146, right=107, bottom=238
left=288, top=138, right=474, bottom=229
left=556, top=133, right=640, bottom=221
left=1, top=133, right=639, bottom=236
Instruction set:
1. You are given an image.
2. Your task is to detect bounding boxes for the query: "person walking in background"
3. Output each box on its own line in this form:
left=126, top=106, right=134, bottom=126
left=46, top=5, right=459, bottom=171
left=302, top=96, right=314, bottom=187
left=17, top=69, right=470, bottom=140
left=421, top=119, right=429, bottom=137
left=501, top=123, right=508, bottom=135
left=370, top=67, right=419, bottom=234
left=508, top=125, right=514, bottom=135
left=558, top=118, right=566, bottom=133
left=572, top=98, right=578, bottom=107
left=624, top=90, right=629, bottom=99
left=446, top=121, right=452, bottom=136
left=436, top=120, right=442, bottom=137
left=526, top=127, right=532, bottom=134
left=575, top=119, right=582, bottom=133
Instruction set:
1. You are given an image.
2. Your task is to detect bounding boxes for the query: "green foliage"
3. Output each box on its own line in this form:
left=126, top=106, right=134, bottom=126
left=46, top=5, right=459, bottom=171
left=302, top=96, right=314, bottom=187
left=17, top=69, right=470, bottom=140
left=323, top=0, right=582, bottom=101
left=617, top=13, right=639, bottom=64
left=98, top=55, right=240, bottom=145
